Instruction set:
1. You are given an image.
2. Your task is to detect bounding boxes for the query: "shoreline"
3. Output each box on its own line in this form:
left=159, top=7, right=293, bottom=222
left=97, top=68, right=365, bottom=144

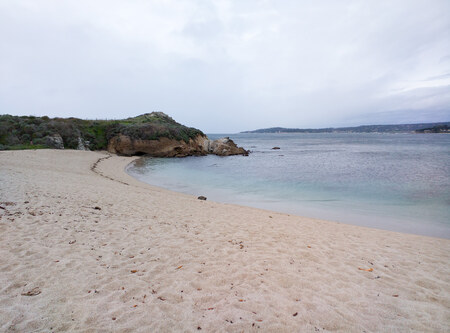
left=1, top=149, right=449, bottom=331
left=127, top=156, right=448, bottom=240
left=127, top=155, right=450, bottom=240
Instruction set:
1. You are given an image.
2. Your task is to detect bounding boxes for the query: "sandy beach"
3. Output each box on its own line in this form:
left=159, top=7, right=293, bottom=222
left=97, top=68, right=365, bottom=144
left=0, top=149, right=449, bottom=332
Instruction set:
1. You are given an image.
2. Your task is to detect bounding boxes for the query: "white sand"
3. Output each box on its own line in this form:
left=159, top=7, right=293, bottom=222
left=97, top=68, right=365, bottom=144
left=0, top=149, right=449, bottom=332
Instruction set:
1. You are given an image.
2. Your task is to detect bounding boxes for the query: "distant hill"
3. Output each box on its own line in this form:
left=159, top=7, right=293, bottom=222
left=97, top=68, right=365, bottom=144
left=242, top=122, right=450, bottom=134
left=415, top=124, right=449, bottom=133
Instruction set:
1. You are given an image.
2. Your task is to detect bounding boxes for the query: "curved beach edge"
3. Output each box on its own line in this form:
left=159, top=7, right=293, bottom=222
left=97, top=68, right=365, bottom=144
left=1, top=149, right=449, bottom=332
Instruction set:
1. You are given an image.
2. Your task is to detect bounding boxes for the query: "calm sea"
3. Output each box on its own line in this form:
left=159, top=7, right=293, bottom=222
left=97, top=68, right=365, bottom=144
left=127, top=133, right=450, bottom=238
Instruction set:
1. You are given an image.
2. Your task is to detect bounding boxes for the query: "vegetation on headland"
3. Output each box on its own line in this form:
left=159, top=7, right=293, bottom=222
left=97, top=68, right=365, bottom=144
left=0, top=112, right=205, bottom=151
left=414, top=124, right=449, bottom=133
left=243, top=122, right=450, bottom=134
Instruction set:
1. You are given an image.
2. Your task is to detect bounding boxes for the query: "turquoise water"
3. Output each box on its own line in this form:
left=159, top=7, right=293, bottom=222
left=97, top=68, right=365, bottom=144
left=127, top=133, right=450, bottom=238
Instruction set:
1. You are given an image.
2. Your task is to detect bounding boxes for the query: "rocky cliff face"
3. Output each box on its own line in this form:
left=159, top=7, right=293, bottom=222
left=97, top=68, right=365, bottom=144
left=107, top=134, right=248, bottom=157
left=107, top=134, right=209, bottom=157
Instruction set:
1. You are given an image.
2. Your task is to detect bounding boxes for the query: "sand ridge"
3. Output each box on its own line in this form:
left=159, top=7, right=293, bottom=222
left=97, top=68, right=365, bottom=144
left=0, top=149, right=449, bottom=332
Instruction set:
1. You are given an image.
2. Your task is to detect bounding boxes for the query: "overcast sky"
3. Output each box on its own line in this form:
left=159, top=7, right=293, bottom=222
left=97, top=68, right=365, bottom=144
left=0, top=0, right=449, bottom=132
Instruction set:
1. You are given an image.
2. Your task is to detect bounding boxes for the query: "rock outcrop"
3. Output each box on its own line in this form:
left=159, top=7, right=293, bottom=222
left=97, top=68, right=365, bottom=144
left=107, top=134, right=248, bottom=157
left=45, top=134, right=64, bottom=149
left=207, top=137, right=248, bottom=156
left=77, top=137, right=90, bottom=151
left=107, top=134, right=209, bottom=157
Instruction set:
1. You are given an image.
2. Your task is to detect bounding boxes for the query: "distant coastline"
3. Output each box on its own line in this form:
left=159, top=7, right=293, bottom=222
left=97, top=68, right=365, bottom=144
left=242, top=122, right=450, bottom=134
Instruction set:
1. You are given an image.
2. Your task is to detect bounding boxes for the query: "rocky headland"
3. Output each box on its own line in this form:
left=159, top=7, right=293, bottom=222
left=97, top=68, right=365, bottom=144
left=107, top=134, right=247, bottom=157
left=0, top=112, right=248, bottom=157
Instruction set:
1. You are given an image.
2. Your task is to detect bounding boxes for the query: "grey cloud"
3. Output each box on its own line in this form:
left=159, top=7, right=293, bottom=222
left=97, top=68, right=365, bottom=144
left=424, top=73, right=450, bottom=81
left=0, top=0, right=449, bottom=132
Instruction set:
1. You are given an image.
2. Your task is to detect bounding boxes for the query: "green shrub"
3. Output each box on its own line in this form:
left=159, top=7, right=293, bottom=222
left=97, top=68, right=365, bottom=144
left=0, top=112, right=205, bottom=150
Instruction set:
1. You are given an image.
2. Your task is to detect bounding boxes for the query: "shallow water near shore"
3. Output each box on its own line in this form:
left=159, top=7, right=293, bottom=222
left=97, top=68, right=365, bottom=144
left=127, top=133, right=450, bottom=238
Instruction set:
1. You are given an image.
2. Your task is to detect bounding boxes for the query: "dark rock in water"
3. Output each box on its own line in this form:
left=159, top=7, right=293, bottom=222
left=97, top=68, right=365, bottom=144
left=197, top=196, right=207, bottom=201
left=272, top=147, right=281, bottom=150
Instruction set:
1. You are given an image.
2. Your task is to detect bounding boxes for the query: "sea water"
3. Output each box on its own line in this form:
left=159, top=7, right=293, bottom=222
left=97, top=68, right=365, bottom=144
left=127, top=133, right=450, bottom=238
